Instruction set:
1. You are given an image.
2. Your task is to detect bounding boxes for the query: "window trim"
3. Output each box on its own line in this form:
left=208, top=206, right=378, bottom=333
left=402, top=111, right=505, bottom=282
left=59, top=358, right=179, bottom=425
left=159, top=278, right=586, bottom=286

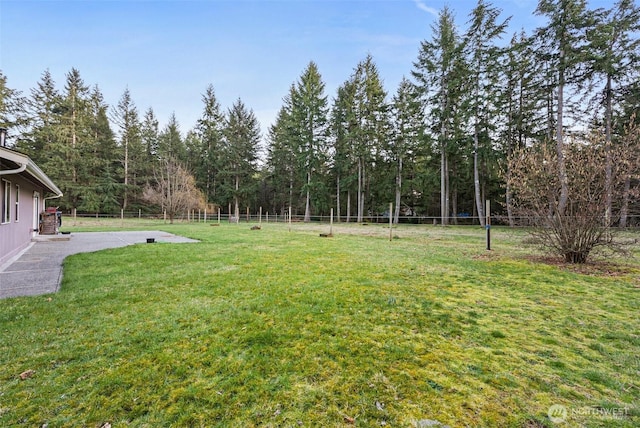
left=15, top=184, right=20, bottom=222
left=1, top=179, right=10, bottom=224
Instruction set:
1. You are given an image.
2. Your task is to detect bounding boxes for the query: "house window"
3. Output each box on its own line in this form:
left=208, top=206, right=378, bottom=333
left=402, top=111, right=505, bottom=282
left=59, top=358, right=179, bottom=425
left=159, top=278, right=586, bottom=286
left=15, top=184, right=20, bottom=222
left=1, top=179, right=10, bottom=224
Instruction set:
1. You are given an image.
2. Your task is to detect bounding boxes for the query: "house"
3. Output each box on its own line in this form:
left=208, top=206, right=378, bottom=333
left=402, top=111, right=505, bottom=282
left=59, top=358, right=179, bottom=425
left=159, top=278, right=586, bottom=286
left=0, top=142, right=63, bottom=268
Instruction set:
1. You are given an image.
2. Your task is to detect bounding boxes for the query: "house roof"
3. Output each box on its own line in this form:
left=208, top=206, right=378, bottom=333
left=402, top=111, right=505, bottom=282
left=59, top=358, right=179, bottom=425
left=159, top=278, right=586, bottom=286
left=0, top=146, right=63, bottom=197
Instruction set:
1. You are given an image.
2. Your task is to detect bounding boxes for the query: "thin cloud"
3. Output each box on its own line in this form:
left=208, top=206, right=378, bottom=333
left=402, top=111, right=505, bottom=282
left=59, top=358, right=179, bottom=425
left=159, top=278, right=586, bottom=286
left=413, top=0, right=438, bottom=17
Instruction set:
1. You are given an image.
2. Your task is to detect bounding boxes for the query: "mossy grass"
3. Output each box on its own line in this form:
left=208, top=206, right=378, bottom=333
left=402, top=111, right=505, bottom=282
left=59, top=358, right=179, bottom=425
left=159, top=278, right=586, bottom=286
left=1, top=221, right=638, bottom=426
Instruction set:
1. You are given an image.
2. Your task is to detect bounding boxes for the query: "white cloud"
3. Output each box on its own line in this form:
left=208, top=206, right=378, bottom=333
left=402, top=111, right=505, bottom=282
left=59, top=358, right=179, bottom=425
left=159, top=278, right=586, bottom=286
left=413, top=0, right=438, bottom=17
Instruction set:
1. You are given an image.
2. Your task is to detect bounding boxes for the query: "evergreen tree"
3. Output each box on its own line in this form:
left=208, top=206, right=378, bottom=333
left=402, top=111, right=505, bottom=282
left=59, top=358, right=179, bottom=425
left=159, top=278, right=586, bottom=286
left=329, top=84, right=356, bottom=222
left=534, top=0, right=595, bottom=215
left=463, top=0, right=509, bottom=226
left=158, top=113, right=186, bottom=163
left=266, top=98, right=300, bottom=216
left=588, top=0, right=640, bottom=223
left=343, top=55, right=389, bottom=222
left=22, top=69, right=61, bottom=164
left=193, top=85, right=226, bottom=206
left=84, top=85, right=119, bottom=213
left=290, top=62, right=330, bottom=221
left=141, top=107, right=160, bottom=161
left=501, top=31, right=548, bottom=225
left=56, top=68, right=91, bottom=210
left=388, top=77, right=425, bottom=223
left=139, top=108, right=160, bottom=208
left=112, top=88, right=142, bottom=210
left=0, top=71, right=28, bottom=146
left=221, top=99, right=261, bottom=218
left=412, top=7, right=466, bottom=225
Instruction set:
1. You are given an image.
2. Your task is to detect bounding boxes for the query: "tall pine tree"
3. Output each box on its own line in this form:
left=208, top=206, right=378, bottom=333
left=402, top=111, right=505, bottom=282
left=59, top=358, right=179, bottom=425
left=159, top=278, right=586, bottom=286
left=193, top=85, right=226, bottom=206
left=290, top=62, right=330, bottom=221
left=221, top=99, right=261, bottom=218
left=413, top=7, right=466, bottom=224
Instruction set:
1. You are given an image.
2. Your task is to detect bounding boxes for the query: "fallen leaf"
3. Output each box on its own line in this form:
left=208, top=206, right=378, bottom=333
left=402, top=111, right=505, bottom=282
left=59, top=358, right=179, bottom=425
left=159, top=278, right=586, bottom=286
left=344, top=416, right=355, bottom=424
left=19, top=370, right=35, bottom=380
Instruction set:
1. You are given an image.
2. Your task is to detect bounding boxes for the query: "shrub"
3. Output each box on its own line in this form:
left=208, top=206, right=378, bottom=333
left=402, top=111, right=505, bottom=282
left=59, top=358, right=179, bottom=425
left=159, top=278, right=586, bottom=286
left=507, top=130, right=638, bottom=263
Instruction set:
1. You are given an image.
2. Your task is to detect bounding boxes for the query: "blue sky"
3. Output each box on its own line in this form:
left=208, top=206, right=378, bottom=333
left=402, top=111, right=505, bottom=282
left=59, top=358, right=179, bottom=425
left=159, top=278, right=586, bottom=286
left=0, top=0, right=609, bottom=138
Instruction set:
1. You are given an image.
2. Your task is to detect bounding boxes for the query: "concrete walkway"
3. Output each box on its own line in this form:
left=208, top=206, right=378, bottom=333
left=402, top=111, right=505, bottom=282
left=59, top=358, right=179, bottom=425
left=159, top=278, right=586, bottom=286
left=0, top=231, right=198, bottom=299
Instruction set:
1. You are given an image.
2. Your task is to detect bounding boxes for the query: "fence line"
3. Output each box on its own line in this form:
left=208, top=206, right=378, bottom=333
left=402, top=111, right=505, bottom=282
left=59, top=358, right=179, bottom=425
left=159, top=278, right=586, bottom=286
left=63, top=210, right=640, bottom=228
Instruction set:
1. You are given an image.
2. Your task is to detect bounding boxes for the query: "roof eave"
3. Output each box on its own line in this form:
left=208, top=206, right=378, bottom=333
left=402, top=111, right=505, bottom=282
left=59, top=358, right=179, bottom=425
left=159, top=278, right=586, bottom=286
left=1, top=147, right=63, bottom=197
left=25, top=160, right=64, bottom=197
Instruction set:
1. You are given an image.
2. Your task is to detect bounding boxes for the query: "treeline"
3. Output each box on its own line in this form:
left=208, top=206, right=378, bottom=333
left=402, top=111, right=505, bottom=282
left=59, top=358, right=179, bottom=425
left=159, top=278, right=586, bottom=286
left=0, top=0, right=638, bottom=224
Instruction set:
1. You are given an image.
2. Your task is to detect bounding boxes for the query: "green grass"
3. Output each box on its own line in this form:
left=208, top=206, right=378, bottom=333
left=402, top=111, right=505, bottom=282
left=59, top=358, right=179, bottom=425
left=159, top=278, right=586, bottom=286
left=1, top=222, right=639, bottom=427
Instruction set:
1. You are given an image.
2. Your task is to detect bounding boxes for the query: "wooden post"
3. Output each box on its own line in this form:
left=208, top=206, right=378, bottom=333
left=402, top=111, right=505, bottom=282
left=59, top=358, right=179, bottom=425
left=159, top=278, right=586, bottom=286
left=259, top=206, right=262, bottom=225
left=389, top=202, right=393, bottom=241
left=486, top=199, right=491, bottom=251
left=217, top=207, right=221, bottom=225
left=204, top=208, right=207, bottom=223
left=330, top=208, right=334, bottom=236
left=246, top=206, right=250, bottom=222
left=138, top=208, right=141, bottom=219
left=288, top=206, right=292, bottom=232
left=163, top=210, right=167, bottom=223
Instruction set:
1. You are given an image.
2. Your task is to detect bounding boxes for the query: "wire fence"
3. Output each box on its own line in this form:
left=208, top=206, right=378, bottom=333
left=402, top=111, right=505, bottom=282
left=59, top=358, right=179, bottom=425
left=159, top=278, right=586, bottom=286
left=62, top=209, right=640, bottom=229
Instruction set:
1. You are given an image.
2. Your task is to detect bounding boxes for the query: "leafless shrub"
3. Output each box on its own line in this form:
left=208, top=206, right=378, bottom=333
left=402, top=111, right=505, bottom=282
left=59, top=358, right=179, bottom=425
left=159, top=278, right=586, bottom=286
left=507, top=127, right=639, bottom=263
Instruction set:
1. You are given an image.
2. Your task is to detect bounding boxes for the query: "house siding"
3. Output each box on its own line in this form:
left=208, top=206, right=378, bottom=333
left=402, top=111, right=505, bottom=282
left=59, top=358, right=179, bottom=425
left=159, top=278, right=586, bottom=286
left=0, top=175, right=45, bottom=267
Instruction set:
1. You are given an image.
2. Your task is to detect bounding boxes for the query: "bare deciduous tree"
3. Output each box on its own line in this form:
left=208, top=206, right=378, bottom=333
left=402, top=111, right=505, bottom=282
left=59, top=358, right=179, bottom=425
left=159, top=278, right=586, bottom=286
left=143, top=158, right=205, bottom=224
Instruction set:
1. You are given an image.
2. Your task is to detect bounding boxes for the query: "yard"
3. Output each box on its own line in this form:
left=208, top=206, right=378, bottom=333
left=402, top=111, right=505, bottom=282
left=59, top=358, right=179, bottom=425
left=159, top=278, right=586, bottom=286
left=0, top=221, right=638, bottom=427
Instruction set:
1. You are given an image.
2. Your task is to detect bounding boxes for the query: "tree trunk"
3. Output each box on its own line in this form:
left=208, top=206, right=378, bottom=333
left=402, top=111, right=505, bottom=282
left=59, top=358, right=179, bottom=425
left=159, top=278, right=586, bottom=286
left=304, top=171, right=311, bottom=222
left=440, top=148, right=447, bottom=225
left=556, top=56, right=569, bottom=215
left=604, top=74, right=613, bottom=225
left=357, top=157, right=363, bottom=223
left=336, top=175, right=341, bottom=222
left=288, top=170, right=293, bottom=212
left=394, top=156, right=402, bottom=224
left=473, top=131, right=485, bottom=227
left=123, top=136, right=129, bottom=210
left=619, top=175, right=631, bottom=228
left=451, top=176, right=457, bottom=225
left=441, top=150, right=449, bottom=226
left=506, top=176, right=514, bottom=227
left=346, top=190, right=351, bottom=223
left=234, top=175, right=240, bottom=219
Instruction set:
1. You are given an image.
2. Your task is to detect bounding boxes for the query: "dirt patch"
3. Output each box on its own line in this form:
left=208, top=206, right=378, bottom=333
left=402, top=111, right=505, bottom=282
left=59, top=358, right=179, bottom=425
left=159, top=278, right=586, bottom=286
left=523, top=255, right=637, bottom=277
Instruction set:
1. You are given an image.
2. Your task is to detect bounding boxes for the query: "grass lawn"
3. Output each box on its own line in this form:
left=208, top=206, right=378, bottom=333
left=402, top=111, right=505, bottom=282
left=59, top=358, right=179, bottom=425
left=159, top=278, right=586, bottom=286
left=1, top=221, right=638, bottom=427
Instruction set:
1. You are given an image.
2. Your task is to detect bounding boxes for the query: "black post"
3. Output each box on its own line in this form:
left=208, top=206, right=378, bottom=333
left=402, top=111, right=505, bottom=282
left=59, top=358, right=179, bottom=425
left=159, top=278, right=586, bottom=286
left=485, top=200, right=491, bottom=251
left=486, top=225, right=491, bottom=251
